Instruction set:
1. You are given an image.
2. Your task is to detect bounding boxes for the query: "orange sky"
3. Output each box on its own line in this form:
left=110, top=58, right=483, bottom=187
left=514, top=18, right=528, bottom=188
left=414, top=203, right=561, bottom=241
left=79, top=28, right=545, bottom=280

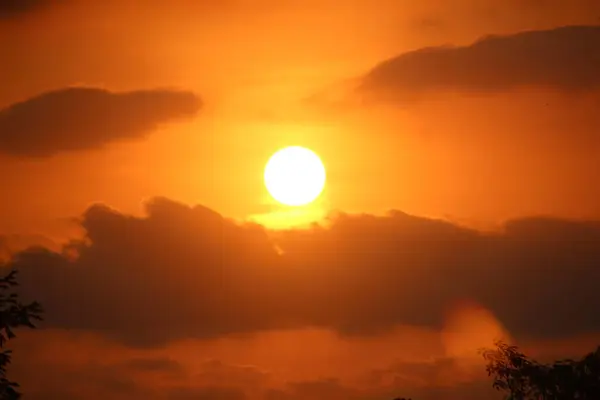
left=2, top=1, right=600, bottom=399
left=2, top=0, right=600, bottom=237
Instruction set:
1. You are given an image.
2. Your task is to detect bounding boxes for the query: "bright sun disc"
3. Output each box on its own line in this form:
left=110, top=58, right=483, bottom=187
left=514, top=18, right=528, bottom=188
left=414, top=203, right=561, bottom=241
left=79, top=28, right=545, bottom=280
left=264, top=146, right=326, bottom=207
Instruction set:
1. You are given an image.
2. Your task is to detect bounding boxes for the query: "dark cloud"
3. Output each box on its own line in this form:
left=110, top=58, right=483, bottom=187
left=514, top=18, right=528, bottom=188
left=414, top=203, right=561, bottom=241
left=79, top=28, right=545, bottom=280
left=280, top=378, right=357, bottom=400
left=0, top=234, right=58, bottom=261
left=8, top=197, right=600, bottom=346
left=267, top=373, right=494, bottom=400
left=194, top=359, right=270, bottom=388
left=0, top=0, right=52, bottom=19
left=12, top=349, right=169, bottom=399
left=18, top=361, right=146, bottom=400
left=0, top=87, right=201, bottom=157
left=122, top=357, right=185, bottom=375
left=362, top=357, right=497, bottom=399
left=357, top=25, right=600, bottom=103
left=167, top=386, right=248, bottom=400
left=10, top=329, right=501, bottom=400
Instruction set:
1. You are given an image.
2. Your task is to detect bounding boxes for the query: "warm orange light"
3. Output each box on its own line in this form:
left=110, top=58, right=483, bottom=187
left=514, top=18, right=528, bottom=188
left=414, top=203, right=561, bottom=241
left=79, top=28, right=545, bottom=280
left=264, top=146, right=326, bottom=207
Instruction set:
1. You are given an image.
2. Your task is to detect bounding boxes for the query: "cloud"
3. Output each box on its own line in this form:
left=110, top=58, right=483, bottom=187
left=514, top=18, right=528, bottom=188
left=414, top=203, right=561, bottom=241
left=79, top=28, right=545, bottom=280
left=0, top=87, right=201, bottom=157
left=194, top=359, right=271, bottom=388
left=289, top=379, right=363, bottom=400
left=10, top=332, right=269, bottom=400
left=267, top=373, right=494, bottom=400
left=7, top=197, right=600, bottom=346
left=0, top=234, right=59, bottom=261
left=122, top=357, right=185, bottom=375
left=360, top=358, right=496, bottom=400
left=356, top=25, right=600, bottom=103
left=167, top=386, right=248, bottom=400
left=11, top=326, right=594, bottom=399
left=0, top=0, right=53, bottom=19
left=18, top=359, right=146, bottom=400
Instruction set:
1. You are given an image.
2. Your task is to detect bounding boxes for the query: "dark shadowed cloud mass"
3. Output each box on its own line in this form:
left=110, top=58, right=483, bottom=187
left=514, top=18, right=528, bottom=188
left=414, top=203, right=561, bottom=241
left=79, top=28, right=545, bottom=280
left=6, top=197, right=600, bottom=347
left=10, top=335, right=498, bottom=400
left=0, top=87, right=201, bottom=157
left=0, top=0, right=52, bottom=19
left=357, top=25, right=600, bottom=102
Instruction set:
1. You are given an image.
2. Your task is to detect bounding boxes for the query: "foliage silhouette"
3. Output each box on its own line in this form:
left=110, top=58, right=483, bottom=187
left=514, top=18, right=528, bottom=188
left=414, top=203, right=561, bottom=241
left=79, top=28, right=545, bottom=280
left=482, top=340, right=600, bottom=399
left=392, top=341, right=600, bottom=400
left=0, top=270, right=43, bottom=399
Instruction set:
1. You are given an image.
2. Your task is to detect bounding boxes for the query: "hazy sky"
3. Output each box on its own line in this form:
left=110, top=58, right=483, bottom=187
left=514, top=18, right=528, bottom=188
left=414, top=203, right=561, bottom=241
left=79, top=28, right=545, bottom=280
left=2, top=1, right=600, bottom=399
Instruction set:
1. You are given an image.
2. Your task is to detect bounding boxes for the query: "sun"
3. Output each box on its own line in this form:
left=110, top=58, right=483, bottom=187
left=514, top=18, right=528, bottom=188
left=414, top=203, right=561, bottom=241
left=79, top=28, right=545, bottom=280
left=264, top=146, right=326, bottom=207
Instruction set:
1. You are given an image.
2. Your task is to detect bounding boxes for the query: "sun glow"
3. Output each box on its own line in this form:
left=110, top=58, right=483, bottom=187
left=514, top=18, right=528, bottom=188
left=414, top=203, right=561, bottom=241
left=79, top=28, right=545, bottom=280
left=264, top=146, right=326, bottom=207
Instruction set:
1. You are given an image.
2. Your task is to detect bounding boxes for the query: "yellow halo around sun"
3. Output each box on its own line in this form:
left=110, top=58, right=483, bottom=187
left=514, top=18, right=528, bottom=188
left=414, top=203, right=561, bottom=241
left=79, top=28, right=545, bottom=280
left=264, top=146, right=326, bottom=207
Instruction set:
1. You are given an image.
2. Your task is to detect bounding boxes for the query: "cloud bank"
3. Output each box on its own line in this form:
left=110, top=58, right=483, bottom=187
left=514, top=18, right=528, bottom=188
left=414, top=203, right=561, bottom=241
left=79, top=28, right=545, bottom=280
left=7, top=197, right=600, bottom=346
left=357, top=25, right=600, bottom=103
left=10, top=329, right=500, bottom=400
left=0, top=87, right=201, bottom=157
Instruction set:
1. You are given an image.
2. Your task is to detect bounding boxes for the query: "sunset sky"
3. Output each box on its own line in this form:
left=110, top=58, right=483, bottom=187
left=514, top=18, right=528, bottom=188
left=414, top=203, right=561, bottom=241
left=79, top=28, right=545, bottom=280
left=2, top=1, right=600, bottom=399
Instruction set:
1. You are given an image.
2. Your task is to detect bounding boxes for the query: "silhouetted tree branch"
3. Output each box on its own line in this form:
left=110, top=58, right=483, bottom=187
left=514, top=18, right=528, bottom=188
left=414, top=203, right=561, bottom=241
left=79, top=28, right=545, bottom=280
left=0, top=270, right=43, bottom=399
left=482, top=340, right=600, bottom=399
left=394, top=340, right=600, bottom=400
